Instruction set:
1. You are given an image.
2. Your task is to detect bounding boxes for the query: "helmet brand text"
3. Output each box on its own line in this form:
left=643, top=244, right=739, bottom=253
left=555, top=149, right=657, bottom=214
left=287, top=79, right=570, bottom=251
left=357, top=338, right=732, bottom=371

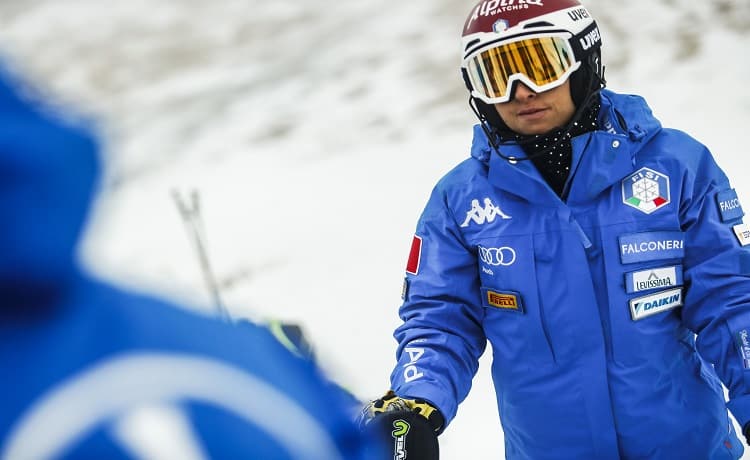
left=567, top=8, right=590, bottom=21
left=579, top=27, right=601, bottom=50
left=466, top=0, right=544, bottom=30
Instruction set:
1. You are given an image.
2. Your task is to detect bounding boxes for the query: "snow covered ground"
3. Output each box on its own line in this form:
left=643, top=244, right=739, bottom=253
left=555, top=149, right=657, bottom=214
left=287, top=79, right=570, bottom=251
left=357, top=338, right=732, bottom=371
left=1, top=0, right=748, bottom=457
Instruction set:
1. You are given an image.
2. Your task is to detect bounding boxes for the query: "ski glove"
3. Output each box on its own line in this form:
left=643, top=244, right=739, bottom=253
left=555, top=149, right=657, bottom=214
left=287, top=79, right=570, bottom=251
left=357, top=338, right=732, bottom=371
left=358, top=390, right=445, bottom=433
left=358, top=391, right=443, bottom=460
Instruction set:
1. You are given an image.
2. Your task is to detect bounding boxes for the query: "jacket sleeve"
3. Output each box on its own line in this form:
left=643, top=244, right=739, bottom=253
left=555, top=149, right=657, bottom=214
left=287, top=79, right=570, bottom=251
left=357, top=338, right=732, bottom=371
left=678, top=145, right=750, bottom=430
left=389, top=185, right=486, bottom=428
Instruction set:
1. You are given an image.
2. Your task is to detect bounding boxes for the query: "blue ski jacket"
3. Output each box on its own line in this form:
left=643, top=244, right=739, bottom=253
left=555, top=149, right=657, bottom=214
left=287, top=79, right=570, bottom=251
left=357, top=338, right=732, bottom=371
left=391, top=89, right=750, bottom=459
left=0, top=68, right=377, bottom=460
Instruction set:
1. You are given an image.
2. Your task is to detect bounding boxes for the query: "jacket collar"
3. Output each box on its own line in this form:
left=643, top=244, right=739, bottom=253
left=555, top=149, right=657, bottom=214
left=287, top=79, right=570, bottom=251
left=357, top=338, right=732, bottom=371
left=472, top=89, right=662, bottom=205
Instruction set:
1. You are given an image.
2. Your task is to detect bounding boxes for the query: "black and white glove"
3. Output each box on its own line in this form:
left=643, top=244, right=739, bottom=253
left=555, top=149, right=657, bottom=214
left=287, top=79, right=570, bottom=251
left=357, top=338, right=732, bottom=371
left=358, top=390, right=443, bottom=460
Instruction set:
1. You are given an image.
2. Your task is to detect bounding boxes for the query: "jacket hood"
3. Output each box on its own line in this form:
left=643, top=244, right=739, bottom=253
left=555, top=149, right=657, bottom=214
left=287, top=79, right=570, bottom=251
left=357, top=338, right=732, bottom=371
left=470, top=89, right=663, bottom=164
left=0, top=68, right=100, bottom=301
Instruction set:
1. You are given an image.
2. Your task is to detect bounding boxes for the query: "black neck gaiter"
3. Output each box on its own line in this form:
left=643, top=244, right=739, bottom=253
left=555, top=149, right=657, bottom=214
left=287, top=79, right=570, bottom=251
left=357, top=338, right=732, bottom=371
left=515, top=99, right=601, bottom=197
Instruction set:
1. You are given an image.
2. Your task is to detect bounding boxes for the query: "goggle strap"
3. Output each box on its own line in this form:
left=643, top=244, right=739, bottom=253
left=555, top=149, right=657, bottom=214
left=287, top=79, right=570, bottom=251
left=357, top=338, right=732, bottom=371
left=570, top=21, right=602, bottom=59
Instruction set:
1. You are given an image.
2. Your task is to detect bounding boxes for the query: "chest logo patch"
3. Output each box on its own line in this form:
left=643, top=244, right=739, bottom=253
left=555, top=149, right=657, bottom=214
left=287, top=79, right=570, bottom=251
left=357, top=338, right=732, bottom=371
left=629, top=287, right=683, bottom=320
left=622, top=167, right=670, bottom=214
left=625, top=265, right=683, bottom=293
left=619, top=231, right=684, bottom=264
left=461, top=197, right=511, bottom=228
left=481, top=288, right=524, bottom=313
left=478, top=246, right=517, bottom=267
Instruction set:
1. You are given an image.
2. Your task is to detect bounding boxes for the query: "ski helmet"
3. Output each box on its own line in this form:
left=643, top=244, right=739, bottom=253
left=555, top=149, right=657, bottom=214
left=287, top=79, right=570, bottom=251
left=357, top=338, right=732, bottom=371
left=460, top=0, right=605, bottom=132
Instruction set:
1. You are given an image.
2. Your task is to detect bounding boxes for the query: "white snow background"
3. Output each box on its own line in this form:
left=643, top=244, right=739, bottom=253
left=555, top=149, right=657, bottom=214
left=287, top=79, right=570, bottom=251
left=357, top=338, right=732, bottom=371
left=0, top=0, right=749, bottom=458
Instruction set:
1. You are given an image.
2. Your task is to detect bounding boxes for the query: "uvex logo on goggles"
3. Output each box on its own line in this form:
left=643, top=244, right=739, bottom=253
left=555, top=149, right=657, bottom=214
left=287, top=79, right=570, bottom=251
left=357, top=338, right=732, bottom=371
left=465, top=32, right=579, bottom=104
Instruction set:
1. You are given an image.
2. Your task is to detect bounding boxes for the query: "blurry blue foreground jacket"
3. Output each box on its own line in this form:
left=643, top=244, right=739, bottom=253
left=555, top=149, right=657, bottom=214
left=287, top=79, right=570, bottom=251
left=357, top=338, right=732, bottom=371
left=391, top=89, right=750, bottom=459
left=0, top=68, right=376, bottom=460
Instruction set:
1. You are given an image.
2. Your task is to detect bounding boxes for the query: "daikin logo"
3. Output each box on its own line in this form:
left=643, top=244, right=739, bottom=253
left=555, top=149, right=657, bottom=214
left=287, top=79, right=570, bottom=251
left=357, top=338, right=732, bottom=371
left=465, top=0, right=544, bottom=30
left=629, top=288, right=682, bottom=321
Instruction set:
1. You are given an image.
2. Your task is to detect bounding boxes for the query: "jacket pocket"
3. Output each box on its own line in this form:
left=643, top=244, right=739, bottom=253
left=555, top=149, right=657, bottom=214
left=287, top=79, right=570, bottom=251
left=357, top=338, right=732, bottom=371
left=476, top=234, right=555, bottom=369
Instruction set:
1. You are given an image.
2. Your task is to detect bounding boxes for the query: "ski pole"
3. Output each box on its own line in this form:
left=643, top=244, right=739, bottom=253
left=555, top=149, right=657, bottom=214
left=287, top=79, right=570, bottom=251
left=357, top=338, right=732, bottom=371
left=171, top=188, right=231, bottom=322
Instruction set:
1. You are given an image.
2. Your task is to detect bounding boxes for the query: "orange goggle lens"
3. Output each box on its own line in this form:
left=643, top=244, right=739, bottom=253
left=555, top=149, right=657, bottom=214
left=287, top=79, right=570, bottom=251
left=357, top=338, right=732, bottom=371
left=466, top=35, right=578, bottom=104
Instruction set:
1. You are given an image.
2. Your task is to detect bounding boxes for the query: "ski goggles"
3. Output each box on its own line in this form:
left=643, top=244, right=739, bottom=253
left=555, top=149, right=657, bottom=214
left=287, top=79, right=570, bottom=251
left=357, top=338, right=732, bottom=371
left=463, top=33, right=581, bottom=104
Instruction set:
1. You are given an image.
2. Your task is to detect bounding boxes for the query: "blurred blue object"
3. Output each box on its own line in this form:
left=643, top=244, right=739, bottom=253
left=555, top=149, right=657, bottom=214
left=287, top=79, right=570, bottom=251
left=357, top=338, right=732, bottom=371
left=0, top=65, right=381, bottom=460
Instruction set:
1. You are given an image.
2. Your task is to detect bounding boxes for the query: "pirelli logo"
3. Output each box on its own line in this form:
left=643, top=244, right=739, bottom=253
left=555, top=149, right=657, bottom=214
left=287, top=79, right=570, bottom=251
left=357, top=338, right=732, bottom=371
left=487, top=291, right=520, bottom=310
left=481, top=288, right=524, bottom=313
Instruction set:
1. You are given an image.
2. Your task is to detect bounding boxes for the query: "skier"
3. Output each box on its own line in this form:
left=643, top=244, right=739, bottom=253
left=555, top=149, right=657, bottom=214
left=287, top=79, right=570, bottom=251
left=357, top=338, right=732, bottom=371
left=0, top=66, right=380, bottom=459
left=358, top=0, right=750, bottom=458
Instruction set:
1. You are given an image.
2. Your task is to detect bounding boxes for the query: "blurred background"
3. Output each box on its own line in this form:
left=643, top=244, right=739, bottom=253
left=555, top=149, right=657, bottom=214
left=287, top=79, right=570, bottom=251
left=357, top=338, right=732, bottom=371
left=1, top=0, right=748, bottom=457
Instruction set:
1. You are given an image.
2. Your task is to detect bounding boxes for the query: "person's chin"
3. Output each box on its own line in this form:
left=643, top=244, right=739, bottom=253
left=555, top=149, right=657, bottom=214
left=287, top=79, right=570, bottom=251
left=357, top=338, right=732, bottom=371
left=513, top=115, right=556, bottom=135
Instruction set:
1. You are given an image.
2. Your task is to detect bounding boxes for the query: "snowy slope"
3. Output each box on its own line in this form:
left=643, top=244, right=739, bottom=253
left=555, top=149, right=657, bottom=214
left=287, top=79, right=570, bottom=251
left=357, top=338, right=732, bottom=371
left=0, top=0, right=748, bottom=458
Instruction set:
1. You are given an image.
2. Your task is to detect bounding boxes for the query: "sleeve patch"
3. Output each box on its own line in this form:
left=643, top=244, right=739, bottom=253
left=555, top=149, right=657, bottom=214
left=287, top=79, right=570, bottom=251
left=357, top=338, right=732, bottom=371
left=736, top=329, right=750, bottom=369
left=405, top=235, right=422, bottom=275
left=717, top=188, right=744, bottom=222
left=401, top=277, right=410, bottom=300
left=733, top=223, right=750, bottom=247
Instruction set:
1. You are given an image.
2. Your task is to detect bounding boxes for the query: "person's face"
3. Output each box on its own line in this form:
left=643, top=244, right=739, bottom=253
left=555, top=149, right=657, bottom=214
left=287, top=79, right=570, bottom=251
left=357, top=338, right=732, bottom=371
left=493, top=80, right=575, bottom=135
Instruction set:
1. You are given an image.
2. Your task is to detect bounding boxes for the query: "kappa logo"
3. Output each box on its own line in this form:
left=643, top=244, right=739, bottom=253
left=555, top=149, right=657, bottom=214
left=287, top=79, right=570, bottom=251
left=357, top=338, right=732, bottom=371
left=461, top=198, right=511, bottom=228
left=622, top=167, right=670, bottom=214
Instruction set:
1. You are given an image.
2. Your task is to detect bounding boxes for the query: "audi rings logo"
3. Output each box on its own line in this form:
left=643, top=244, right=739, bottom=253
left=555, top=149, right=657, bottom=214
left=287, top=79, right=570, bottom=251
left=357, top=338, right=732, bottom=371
left=478, top=246, right=517, bottom=266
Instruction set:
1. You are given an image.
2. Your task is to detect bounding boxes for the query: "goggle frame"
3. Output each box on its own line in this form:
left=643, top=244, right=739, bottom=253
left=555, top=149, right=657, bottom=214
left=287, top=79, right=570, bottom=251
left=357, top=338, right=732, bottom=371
left=463, top=31, right=581, bottom=105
